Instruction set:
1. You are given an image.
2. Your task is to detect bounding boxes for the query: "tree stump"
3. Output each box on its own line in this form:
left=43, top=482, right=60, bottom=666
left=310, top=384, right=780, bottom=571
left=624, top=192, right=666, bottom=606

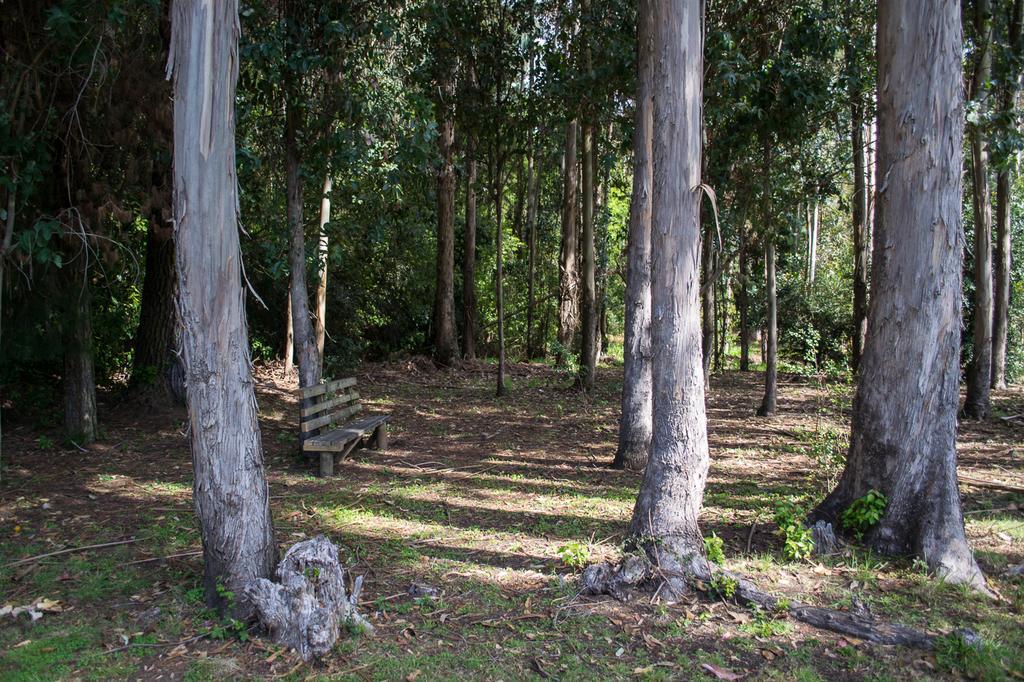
left=246, top=535, right=372, bottom=661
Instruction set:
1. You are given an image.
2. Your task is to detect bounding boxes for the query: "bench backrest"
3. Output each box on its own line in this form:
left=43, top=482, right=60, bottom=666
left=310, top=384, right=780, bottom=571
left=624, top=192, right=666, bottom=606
left=299, top=377, right=363, bottom=438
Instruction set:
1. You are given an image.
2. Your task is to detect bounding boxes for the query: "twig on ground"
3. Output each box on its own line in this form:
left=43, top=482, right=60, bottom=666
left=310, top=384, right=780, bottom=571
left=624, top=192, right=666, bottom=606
left=101, top=632, right=208, bottom=655
left=126, top=549, right=202, bottom=566
left=745, top=522, right=758, bottom=554
left=4, top=538, right=138, bottom=568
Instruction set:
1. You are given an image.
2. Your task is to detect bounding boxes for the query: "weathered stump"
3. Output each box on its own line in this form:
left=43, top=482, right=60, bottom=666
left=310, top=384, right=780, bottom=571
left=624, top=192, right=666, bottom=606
left=246, top=535, right=372, bottom=661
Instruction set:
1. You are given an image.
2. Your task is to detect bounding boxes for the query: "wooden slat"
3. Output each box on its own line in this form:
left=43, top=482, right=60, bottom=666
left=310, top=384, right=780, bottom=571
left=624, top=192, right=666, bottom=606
left=300, top=391, right=359, bottom=418
left=302, top=415, right=391, bottom=452
left=299, top=377, right=356, bottom=399
left=301, top=404, right=363, bottom=434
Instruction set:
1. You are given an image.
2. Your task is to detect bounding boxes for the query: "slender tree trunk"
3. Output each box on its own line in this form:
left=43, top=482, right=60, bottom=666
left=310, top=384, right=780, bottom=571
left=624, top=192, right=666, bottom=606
left=757, top=241, right=777, bottom=416
left=963, top=0, right=994, bottom=420
left=557, top=120, right=579, bottom=365
left=613, top=0, right=653, bottom=471
left=495, top=174, right=507, bottom=397
left=315, top=174, right=330, bottom=377
left=851, top=98, right=869, bottom=374
left=808, top=198, right=819, bottom=283
left=525, top=145, right=541, bottom=359
left=814, top=0, right=987, bottom=592
left=701, top=218, right=715, bottom=387
left=580, top=121, right=597, bottom=391
left=432, top=73, right=458, bottom=366
left=992, top=0, right=1023, bottom=389
left=285, top=91, right=319, bottom=392
left=718, top=276, right=731, bottom=369
left=628, top=0, right=710, bottom=596
left=63, top=258, right=98, bottom=444
left=738, top=225, right=750, bottom=371
left=463, top=136, right=478, bottom=360
left=169, top=0, right=277, bottom=615
left=131, top=214, right=178, bottom=398
left=284, top=292, right=294, bottom=373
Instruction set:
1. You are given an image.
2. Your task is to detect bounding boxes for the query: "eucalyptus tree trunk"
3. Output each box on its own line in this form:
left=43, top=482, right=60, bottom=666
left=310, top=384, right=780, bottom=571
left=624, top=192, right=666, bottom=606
left=815, top=0, right=987, bottom=592
left=992, top=0, right=1023, bottom=389
left=700, top=218, right=715, bottom=387
left=494, top=172, right=507, bottom=397
left=63, top=257, right=98, bottom=444
left=285, top=94, right=319, bottom=392
left=627, top=0, right=710, bottom=596
left=284, top=293, right=294, bottom=373
left=131, top=213, right=178, bottom=398
left=462, top=136, right=478, bottom=360
left=169, top=0, right=277, bottom=615
left=432, top=71, right=458, bottom=367
left=525, top=145, right=541, bottom=359
left=315, top=174, right=331, bottom=376
left=613, top=0, right=653, bottom=471
left=963, top=0, right=994, bottom=420
left=738, top=225, right=750, bottom=371
left=850, top=103, right=869, bottom=374
left=757, top=241, right=777, bottom=416
left=580, top=122, right=597, bottom=391
left=557, top=120, right=579, bottom=366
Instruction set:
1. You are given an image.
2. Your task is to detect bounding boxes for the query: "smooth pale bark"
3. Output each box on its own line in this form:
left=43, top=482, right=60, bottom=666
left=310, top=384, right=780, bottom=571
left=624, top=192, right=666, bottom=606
left=557, top=120, right=579, bottom=366
left=627, top=0, right=710, bottom=595
left=432, top=74, right=458, bottom=367
left=807, top=199, right=819, bottom=283
left=131, top=212, right=178, bottom=398
left=580, top=122, right=597, bottom=390
left=315, top=174, right=330, bottom=377
left=462, top=137, right=478, bottom=360
left=169, top=0, right=277, bottom=614
left=815, top=0, right=987, bottom=591
left=63, top=259, right=98, bottom=444
left=964, top=0, right=994, bottom=420
left=757, top=241, right=777, bottom=416
left=285, top=97, right=319, bottom=393
left=284, top=292, right=294, bottom=373
left=614, top=0, right=654, bottom=471
left=738, top=225, right=750, bottom=371
left=700, top=218, right=714, bottom=386
left=992, top=0, right=1023, bottom=389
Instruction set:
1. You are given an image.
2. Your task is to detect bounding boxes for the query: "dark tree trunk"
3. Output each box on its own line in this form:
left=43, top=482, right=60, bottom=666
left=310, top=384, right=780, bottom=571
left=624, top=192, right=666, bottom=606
left=463, top=136, right=478, bottom=360
left=580, top=121, right=597, bottom=391
left=738, top=225, right=750, bottom=371
left=169, top=0, right=277, bottom=615
left=992, top=0, right=1023, bottom=389
left=814, top=0, right=987, bottom=591
left=525, top=145, right=541, bottom=359
left=131, top=214, right=179, bottom=399
left=963, top=0, right=994, bottom=420
left=494, top=174, right=507, bottom=397
left=63, top=258, right=98, bottom=444
left=614, top=0, right=654, bottom=471
left=557, top=120, right=579, bottom=366
left=851, top=106, right=869, bottom=375
left=757, top=241, right=777, bottom=416
left=627, top=0, right=711, bottom=597
left=432, top=72, right=458, bottom=366
left=315, top=174, right=330, bottom=377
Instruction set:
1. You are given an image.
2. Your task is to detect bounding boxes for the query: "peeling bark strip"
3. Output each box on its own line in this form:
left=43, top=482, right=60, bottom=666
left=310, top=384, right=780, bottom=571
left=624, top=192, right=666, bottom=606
left=169, top=0, right=277, bottom=615
left=625, top=0, right=710, bottom=598
left=613, top=0, right=653, bottom=471
left=247, top=536, right=372, bottom=661
left=815, top=0, right=988, bottom=592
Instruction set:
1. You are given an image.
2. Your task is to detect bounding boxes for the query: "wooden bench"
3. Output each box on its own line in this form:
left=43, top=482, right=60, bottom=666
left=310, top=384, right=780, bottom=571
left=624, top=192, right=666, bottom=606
left=299, top=377, right=390, bottom=477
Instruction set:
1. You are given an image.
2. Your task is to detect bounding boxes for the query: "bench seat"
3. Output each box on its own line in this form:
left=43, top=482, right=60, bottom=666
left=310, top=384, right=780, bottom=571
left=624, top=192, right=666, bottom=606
left=298, top=377, right=390, bottom=476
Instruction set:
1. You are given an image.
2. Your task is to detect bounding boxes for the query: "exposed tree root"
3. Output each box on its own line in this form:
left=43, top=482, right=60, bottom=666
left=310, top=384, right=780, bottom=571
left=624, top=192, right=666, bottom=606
left=582, top=556, right=978, bottom=650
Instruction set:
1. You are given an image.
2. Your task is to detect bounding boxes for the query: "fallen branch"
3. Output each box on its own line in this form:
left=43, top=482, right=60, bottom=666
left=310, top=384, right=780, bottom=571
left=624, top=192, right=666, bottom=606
left=959, top=475, right=1024, bottom=495
left=126, top=550, right=202, bottom=566
left=4, top=538, right=138, bottom=568
left=101, top=632, right=208, bottom=655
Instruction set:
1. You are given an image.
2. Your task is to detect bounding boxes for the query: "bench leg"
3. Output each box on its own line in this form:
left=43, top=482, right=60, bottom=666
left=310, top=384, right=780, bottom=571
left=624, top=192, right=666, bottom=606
left=319, top=452, right=334, bottom=477
left=373, top=423, right=388, bottom=450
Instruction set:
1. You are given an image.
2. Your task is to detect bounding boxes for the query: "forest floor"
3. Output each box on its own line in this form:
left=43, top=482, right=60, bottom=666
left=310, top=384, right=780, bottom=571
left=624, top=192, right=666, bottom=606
left=1, top=358, right=1023, bottom=681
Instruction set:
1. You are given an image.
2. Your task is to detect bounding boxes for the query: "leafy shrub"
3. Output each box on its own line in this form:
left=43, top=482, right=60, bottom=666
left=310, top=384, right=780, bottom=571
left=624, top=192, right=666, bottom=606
left=840, top=489, right=887, bottom=540
left=773, top=497, right=815, bottom=561
left=709, top=574, right=738, bottom=600
left=704, top=532, right=725, bottom=565
left=556, top=542, right=590, bottom=570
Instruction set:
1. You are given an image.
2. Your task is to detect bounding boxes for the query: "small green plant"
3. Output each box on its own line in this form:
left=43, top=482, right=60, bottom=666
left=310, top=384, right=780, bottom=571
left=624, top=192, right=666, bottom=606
left=556, top=542, right=590, bottom=570
left=708, top=574, right=738, bottom=600
left=704, top=532, right=725, bottom=565
left=184, top=585, right=205, bottom=604
left=37, top=435, right=55, bottom=451
left=742, top=605, right=792, bottom=638
left=806, top=429, right=847, bottom=492
left=840, top=489, right=887, bottom=540
left=773, top=497, right=815, bottom=560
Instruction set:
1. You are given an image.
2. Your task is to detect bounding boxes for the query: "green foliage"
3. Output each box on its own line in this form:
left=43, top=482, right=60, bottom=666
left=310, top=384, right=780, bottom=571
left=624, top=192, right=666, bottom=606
left=741, top=605, right=792, bottom=638
left=772, top=497, right=815, bottom=561
left=556, top=542, right=591, bottom=571
left=840, top=490, right=887, bottom=540
left=709, top=574, right=738, bottom=600
left=704, top=532, right=725, bottom=565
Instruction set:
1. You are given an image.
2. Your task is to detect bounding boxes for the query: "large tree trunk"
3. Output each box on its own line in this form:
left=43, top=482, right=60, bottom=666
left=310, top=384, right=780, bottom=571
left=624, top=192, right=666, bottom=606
left=738, top=225, right=750, bottom=371
left=557, top=120, right=579, bottom=366
left=963, top=0, right=994, bottom=420
left=169, top=0, right=277, bottom=615
left=315, top=175, right=331, bottom=377
left=627, top=0, right=710, bottom=597
left=462, top=136, right=478, bottom=360
left=579, top=121, right=597, bottom=390
left=992, top=0, right=1023, bottom=389
left=814, top=0, right=987, bottom=592
left=285, top=93, right=319, bottom=392
left=432, top=73, right=458, bottom=367
left=613, top=0, right=654, bottom=471
left=63, top=257, right=98, bottom=444
left=131, top=214, right=179, bottom=399
left=757, top=241, right=777, bottom=416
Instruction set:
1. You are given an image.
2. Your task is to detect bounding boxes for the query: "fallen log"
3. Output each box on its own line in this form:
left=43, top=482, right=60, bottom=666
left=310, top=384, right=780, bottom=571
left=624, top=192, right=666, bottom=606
left=959, top=475, right=1024, bottom=495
